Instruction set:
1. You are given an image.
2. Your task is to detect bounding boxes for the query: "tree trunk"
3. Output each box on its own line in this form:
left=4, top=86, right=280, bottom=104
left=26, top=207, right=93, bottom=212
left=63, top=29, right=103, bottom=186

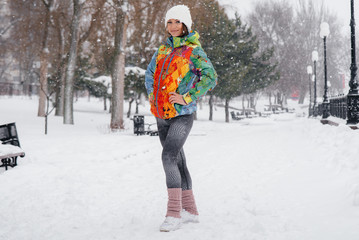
left=298, top=89, right=306, bottom=104
left=135, top=93, right=140, bottom=114
left=55, top=56, right=66, bottom=116
left=276, top=92, right=282, bottom=105
left=109, top=96, right=112, bottom=113
left=111, top=4, right=128, bottom=130
left=38, top=0, right=53, bottom=117
left=127, top=98, right=134, bottom=118
left=24, top=68, right=31, bottom=97
left=38, top=51, right=48, bottom=117
left=249, top=95, right=255, bottom=109
left=63, top=0, right=83, bottom=124
left=45, top=94, right=50, bottom=134
left=104, top=96, right=107, bottom=111
left=55, top=23, right=66, bottom=117
left=209, top=94, right=213, bottom=121
left=283, top=94, right=288, bottom=105
left=269, top=92, right=272, bottom=110
left=242, top=95, right=245, bottom=112
left=225, top=98, right=230, bottom=123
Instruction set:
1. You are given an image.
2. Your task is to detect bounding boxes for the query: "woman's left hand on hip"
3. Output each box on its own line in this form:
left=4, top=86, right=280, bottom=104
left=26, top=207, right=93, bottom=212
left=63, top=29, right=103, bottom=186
left=169, top=92, right=187, bottom=105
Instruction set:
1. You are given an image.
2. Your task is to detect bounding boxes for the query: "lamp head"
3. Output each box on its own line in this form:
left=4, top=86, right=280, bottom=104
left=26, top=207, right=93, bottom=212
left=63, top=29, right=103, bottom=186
left=312, top=50, right=319, bottom=62
left=307, top=66, right=313, bottom=74
left=320, top=22, right=330, bottom=38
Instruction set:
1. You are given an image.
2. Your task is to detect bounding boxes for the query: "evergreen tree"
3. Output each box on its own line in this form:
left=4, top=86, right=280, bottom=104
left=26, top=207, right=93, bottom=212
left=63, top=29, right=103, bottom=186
left=124, top=68, right=147, bottom=117
left=206, top=13, right=279, bottom=122
left=243, top=47, right=279, bottom=95
left=199, top=1, right=232, bottom=120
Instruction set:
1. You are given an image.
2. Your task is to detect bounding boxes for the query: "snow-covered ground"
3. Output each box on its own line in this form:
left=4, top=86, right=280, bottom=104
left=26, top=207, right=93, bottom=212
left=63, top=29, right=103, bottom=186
left=1, top=96, right=359, bottom=240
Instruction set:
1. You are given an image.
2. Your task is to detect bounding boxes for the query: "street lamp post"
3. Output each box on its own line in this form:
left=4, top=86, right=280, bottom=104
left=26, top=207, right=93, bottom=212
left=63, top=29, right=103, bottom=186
left=312, top=50, right=319, bottom=116
left=347, top=0, right=359, bottom=125
left=320, top=22, right=330, bottom=119
left=307, top=65, right=313, bottom=117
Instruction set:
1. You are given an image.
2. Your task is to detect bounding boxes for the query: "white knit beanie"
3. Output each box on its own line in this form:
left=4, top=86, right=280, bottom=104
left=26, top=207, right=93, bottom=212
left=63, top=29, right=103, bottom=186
left=165, top=5, right=193, bottom=32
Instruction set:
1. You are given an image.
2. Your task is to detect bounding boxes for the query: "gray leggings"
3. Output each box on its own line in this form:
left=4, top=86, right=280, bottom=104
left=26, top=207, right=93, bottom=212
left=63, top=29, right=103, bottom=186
left=156, top=114, right=194, bottom=190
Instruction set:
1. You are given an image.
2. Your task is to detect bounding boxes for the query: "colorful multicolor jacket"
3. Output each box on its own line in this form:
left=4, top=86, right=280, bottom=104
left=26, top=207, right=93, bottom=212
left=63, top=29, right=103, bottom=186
left=145, top=31, right=217, bottom=119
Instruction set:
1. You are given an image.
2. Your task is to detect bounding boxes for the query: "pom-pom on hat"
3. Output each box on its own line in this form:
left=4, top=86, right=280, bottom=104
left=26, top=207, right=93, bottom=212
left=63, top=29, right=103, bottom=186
left=165, top=5, right=193, bottom=32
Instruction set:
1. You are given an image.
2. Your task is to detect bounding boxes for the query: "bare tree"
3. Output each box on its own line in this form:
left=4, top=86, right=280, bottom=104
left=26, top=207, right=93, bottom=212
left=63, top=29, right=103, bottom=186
left=63, top=0, right=86, bottom=124
left=248, top=0, right=295, bottom=104
left=109, top=0, right=173, bottom=130
left=7, top=0, right=48, bottom=99
left=54, top=0, right=106, bottom=117
left=248, top=0, right=347, bottom=104
left=110, top=0, right=130, bottom=130
left=38, top=0, right=54, bottom=117
left=51, top=1, right=71, bottom=116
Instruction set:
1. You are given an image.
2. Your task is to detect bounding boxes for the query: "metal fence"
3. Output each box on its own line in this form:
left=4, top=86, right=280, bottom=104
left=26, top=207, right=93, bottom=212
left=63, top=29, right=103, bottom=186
left=329, top=95, right=347, bottom=119
left=317, top=94, right=347, bottom=120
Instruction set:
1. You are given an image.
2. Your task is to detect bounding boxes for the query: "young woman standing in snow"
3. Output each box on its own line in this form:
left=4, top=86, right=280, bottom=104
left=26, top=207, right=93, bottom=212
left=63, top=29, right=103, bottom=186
left=145, top=5, right=217, bottom=232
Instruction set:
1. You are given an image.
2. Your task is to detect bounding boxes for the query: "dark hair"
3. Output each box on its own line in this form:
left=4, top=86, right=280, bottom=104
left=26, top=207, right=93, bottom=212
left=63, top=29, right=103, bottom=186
left=166, top=23, right=189, bottom=38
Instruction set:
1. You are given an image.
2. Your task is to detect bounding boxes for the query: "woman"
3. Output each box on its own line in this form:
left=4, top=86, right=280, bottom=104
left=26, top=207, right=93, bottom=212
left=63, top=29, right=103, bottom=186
left=145, top=5, right=217, bottom=232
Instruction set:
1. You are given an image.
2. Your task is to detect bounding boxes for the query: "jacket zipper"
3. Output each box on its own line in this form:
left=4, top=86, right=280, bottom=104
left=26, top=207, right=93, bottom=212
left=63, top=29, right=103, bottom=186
left=155, top=47, right=175, bottom=118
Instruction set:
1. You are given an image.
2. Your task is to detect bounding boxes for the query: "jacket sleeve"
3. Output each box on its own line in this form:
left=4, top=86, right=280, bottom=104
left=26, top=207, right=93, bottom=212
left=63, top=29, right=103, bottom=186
left=183, top=46, right=217, bottom=104
left=145, top=50, right=158, bottom=96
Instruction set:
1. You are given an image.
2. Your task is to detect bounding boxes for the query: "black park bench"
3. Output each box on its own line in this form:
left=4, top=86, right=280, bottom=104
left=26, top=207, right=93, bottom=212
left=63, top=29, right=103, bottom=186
left=230, top=111, right=245, bottom=121
left=0, top=123, right=25, bottom=171
left=132, top=115, right=158, bottom=136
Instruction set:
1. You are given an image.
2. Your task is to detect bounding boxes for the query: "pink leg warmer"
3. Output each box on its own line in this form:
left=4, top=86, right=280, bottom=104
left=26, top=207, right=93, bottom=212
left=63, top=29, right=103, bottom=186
left=182, top=189, right=199, bottom=215
left=166, top=188, right=182, bottom=218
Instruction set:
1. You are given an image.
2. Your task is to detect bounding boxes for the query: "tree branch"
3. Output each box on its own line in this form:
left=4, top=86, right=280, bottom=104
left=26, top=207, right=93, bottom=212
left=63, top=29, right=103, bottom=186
left=0, top=18, right=22, bottom=36
left=79, top=0, right=107, bottom=45
left=42, top=0, right=50, bottom=8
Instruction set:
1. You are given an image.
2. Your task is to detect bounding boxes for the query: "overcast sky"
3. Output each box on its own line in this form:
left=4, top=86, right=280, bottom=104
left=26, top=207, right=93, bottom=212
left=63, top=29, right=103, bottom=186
left=218, top=0, right=351, bottom=32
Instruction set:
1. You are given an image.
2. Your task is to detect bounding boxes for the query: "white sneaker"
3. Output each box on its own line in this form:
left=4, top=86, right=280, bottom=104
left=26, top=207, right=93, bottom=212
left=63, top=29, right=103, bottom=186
left=159, top=216, right=182, bottom=232
left=181, top=210, right=199, bottom=224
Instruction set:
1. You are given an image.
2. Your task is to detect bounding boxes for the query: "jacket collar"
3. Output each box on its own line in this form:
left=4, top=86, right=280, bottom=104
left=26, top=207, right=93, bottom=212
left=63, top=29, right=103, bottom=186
left=166, top=31, right=201, bottom=48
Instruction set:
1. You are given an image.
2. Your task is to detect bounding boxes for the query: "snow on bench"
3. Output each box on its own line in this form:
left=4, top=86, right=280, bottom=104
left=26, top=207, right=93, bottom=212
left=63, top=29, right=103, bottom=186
left=0, top=144, right=25, bottom=158
left=0, top=122, right=25, bottom=171
left=0, top=144, right=25, bottom=171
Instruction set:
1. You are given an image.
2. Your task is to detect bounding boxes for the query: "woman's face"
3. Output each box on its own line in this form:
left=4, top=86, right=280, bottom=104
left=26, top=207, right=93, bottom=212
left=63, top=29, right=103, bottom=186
left=167, top=19, right=183, bottom=37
